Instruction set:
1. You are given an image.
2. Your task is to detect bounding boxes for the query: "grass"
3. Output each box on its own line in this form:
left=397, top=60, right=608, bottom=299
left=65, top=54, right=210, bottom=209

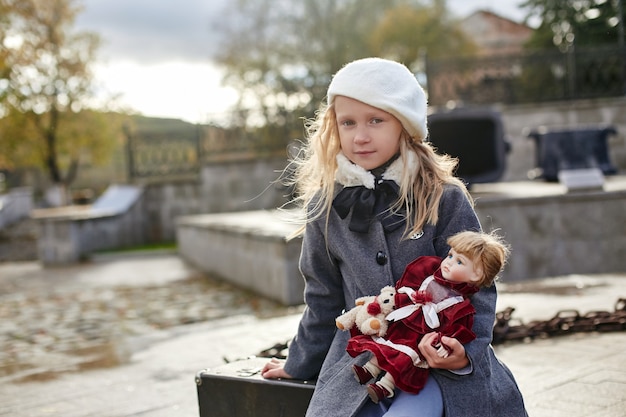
left=92, top=241, right=177, bottom=255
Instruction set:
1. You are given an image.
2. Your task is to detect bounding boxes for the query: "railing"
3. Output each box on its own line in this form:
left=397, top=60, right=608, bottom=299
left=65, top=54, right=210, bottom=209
left=125, top=125, right=288, bottom=181
left=426, top=45, right=626, bottom=106
left=126, top=128, right=201, bottom=180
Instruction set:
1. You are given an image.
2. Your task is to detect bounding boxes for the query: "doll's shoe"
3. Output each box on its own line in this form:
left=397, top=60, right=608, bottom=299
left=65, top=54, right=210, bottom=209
left=367, top=383, right=392, bottom=404
left=352, top=364, right=374, bottom=384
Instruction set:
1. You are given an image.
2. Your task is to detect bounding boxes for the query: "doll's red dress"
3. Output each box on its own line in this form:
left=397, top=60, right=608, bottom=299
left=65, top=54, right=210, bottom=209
left=346, top=256, right=479, bottom=394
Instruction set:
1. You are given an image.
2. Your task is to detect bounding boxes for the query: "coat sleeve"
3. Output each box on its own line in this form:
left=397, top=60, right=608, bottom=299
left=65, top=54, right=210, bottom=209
left=463, top=285, right=496, bottom=367
left=283, top=218, right=346, bottom=380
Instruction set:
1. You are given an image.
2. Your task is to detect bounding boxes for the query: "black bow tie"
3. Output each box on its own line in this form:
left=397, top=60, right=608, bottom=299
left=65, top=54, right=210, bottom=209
left=332, top=179, right=405, bottom=233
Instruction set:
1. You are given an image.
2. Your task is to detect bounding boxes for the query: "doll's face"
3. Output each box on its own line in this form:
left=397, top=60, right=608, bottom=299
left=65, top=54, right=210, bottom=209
left=441, top=248, right=482, bottom=284
left=334, top=96, right=403, bottom=171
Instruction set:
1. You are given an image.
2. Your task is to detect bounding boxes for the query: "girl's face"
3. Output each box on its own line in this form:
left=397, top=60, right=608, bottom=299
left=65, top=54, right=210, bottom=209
left=441, top=248, right=482, bottom=284
left=334, top=96, right=403, bottom=171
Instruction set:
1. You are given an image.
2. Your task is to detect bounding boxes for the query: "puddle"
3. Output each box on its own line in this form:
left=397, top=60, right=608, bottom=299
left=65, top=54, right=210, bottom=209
left=0, top=271, right=294, bottom=383
left=6, top=342, right=127, bottom=383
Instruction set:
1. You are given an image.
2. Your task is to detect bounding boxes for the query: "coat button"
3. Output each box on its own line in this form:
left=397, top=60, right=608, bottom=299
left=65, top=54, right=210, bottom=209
left=376, top=251, right=388, bottom=265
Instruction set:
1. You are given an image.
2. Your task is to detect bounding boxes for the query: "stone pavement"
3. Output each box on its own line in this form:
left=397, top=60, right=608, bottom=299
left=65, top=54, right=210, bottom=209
left=0, top=253, right=625, bottom=417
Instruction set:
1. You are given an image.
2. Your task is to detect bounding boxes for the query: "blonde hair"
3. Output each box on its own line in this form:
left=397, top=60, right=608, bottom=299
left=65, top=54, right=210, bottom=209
left=446, top=231, right=511, bottom=287
left=285, top=102, right=472, bottom=239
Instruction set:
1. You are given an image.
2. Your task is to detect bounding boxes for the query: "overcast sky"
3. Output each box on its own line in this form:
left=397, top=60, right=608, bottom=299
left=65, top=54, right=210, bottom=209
left=75, top=0, right=528, bottom=124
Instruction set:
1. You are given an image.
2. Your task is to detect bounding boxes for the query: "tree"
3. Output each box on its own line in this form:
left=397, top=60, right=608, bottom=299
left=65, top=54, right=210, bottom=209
left=369, top=1, right=476, bottom=64
left=0, top=0, right=119, bottom=203
left=520, top=0, right=626, bottom=50
left=214, top=0, right=394, bottom=136
left=213, top=0, right=475, bottom=134
left=514, top=0, right=626, bottom=101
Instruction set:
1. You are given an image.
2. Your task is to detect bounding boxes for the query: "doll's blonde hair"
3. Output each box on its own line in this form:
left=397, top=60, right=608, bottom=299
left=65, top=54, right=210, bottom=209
left=285, top=102, right=472, bottom=239
left=447, top=231, right=511, bottom=287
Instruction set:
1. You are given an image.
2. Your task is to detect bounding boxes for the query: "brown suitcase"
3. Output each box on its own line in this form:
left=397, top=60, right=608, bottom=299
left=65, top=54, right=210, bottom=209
left=196, top=357, right=315, bottom=417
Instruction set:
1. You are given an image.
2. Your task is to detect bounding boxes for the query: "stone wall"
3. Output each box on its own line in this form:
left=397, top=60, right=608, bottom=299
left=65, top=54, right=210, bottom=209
left=0, top=188, right=37, bottom=261
left=142, top=156, right=289, bottom=241
left=472, top=179, right=626, bottom=281
left=0, top=187, right=33, bottom=229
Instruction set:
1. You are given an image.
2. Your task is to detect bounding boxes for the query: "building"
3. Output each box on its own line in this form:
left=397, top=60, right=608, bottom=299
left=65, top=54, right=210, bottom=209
left=459, top=10, right=533, bottom=56
left=427, top=10, right=534, bottom=106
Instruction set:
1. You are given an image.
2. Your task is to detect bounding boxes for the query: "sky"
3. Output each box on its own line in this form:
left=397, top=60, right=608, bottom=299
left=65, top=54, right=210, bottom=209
left=75, top=0, right=528, bottom=125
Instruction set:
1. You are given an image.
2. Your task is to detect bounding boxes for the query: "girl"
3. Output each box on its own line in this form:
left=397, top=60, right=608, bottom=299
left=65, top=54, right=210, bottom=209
left=261, top=57, right=527, bottom=417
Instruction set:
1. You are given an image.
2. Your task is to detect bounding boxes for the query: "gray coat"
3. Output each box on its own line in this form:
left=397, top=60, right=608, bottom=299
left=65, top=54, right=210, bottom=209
left=283, top=185, right=527, bottom=417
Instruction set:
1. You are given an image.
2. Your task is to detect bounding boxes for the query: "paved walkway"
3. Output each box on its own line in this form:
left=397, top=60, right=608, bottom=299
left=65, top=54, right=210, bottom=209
left=0, top=253, right=625, bottom=416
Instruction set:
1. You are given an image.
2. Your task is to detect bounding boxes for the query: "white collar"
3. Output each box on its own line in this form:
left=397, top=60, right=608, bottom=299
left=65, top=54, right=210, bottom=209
left=335, top=151, right=417, bottom=189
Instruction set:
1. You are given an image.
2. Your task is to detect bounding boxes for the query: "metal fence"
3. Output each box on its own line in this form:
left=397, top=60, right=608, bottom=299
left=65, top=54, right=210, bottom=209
left=126, top=127, right=201, bottom=180
left=426, top=45, right=626, bottom=106
left=125, top=124, right=288, bottom=181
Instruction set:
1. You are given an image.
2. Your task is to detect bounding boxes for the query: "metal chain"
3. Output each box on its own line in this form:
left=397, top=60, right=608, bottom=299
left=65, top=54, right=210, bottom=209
left=253, top=298, right=626, bottom=359
left=492, top=297, right=626, bottom=345
left=257, top=342, right=289, bottom=360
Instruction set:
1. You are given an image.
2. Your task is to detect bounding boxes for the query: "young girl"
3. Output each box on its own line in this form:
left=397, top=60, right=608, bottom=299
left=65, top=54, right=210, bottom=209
left=261, top=57, right=527, bottom=417
left=347, top=231, right=510, bottom=404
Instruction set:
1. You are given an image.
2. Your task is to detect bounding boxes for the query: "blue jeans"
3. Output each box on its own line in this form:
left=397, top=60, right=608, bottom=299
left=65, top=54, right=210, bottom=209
left=356, top=376, right=443, bottom=417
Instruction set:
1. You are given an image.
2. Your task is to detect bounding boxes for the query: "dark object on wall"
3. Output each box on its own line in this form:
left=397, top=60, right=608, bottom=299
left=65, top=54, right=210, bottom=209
left=527, top=126, right=618, bottom=182
left=427, top=109, right=509, bottom=186
left=196, top=357, right=315, bottom=417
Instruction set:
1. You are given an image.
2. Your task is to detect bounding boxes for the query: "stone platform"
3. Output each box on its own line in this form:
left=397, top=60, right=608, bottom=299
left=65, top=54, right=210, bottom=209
left=31, top=185, right=147, bottom=264
left=176, top=210, right=303, bottom=306
left=176, top=177, right=626, bottom=306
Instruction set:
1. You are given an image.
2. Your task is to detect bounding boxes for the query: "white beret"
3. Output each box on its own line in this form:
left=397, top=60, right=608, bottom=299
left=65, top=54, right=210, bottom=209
left=327, top=57, right=428, bottom=139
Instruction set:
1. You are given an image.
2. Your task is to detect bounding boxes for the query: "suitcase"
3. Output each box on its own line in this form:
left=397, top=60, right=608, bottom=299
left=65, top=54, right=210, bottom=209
left=196, top=357, right=315, bottom=417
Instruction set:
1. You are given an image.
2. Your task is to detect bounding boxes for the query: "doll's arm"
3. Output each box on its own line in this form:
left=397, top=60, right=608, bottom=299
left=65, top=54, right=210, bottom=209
left=438, top=300, right=477, bottom=345
left=422, top=289, right=494, bottom=373
left=422, top=302, right=476, bottom=361
left=433, top=322, right=476, bottom=358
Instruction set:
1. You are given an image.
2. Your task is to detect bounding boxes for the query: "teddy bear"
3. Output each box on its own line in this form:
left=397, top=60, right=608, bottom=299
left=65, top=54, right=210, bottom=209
left=336, top=285, right=397, bottom=337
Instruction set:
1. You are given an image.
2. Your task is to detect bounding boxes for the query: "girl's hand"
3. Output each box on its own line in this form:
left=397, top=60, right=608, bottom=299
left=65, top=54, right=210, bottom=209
left=418, top=332, right=469, bottom=370
left=261, top=357, right=293, bottom=379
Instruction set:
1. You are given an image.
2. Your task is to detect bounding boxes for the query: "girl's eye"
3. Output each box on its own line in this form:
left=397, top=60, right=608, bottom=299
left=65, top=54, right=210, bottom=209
left=340, top=120, right=354, bottom=127
left=370, top=118, right=383, bottom=124
left=447, top=254, right=453, bottom=259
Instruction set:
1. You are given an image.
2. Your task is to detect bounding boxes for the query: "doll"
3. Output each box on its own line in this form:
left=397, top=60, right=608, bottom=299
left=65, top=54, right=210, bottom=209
left=345, top=230, right=510, bottom=403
